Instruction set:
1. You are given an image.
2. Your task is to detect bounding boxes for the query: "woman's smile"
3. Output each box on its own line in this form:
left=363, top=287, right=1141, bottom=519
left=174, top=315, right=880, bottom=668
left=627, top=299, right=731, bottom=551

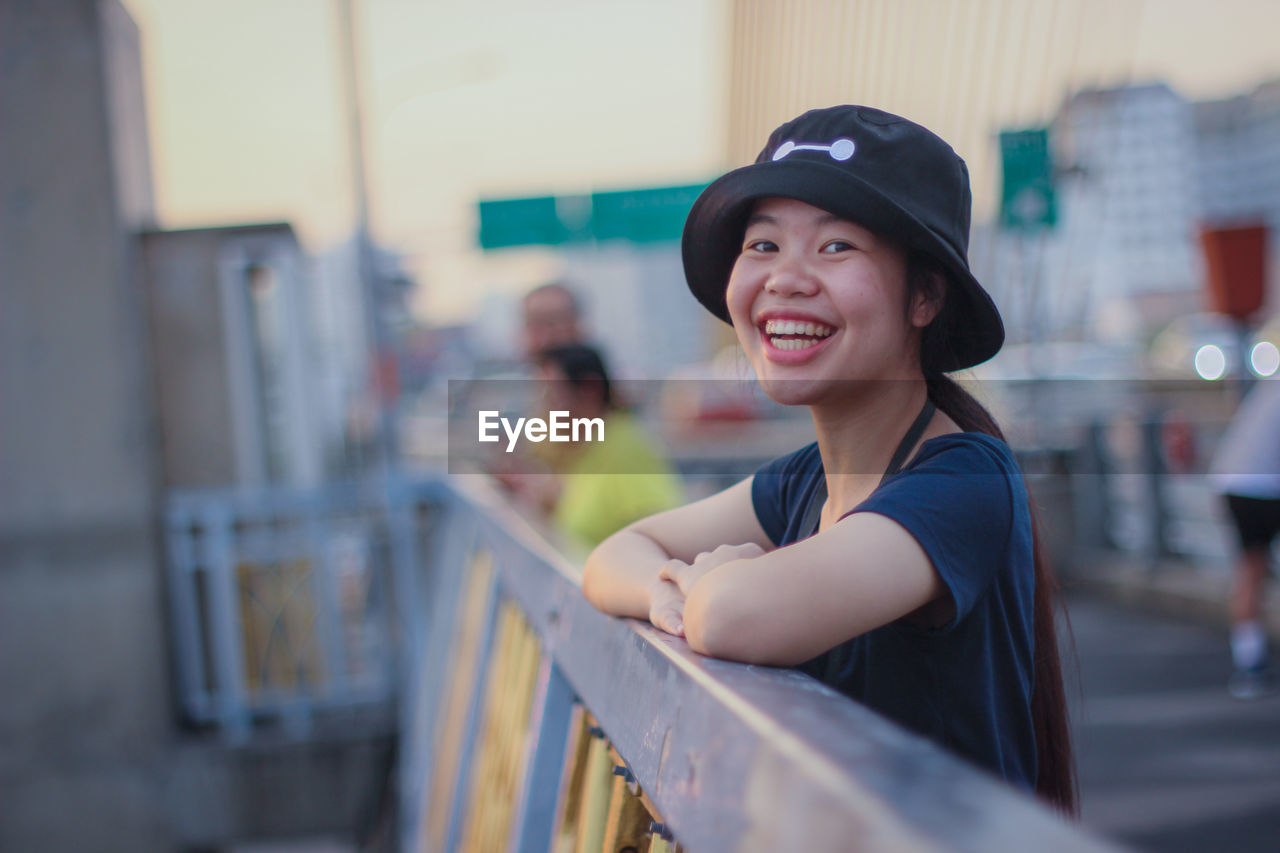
left=757, top=313, right=837, bottom=362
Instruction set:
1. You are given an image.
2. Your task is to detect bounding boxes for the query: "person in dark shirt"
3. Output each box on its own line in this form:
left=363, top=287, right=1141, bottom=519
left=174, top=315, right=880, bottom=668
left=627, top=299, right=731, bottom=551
left=581, top=106, right=1077, bottom=814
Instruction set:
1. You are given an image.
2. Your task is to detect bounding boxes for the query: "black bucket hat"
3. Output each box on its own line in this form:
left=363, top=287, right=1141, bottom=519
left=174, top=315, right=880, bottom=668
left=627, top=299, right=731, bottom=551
left=682, top=105, right=1004, bottom=372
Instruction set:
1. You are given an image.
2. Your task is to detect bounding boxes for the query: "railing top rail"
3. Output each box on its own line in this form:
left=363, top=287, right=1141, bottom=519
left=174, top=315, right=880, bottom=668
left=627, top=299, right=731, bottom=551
left=165, top=476, right=452, bottom=519
left=441, top=476, right=1119, bottom=853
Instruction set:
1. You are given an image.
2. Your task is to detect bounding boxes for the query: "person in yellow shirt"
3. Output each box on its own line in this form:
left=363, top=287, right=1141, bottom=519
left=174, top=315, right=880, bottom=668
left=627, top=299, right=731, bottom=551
left=532, top=344, right=683, bottom=550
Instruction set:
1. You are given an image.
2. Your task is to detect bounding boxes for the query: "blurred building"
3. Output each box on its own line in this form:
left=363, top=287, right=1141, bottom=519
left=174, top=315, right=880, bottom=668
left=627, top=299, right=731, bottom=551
left=982, top=80, right=1280, bottom=349
left=1037, top=81, right=1280, bottom=344
left=1033, top=83, right=1205, bottom=343
left=142, top=223, right=326, bottom=488
left=1, top=3, right=395, bottom=851
left=1196, top=80, right=1280, bottom=232
left=314, top=237, right=417, bottom=468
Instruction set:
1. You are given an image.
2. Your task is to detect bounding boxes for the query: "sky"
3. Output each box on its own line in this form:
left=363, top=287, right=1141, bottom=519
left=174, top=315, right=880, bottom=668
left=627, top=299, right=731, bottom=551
left=120, top=0, right=1280, bottom=323
left=120, top=0, right=727, bottom=322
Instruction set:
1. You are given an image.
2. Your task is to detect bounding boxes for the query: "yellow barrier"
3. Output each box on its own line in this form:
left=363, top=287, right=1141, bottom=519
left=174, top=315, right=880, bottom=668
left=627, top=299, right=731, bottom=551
left=460, top=600, right=543, bottom=851
left=236, top=559, right=321, bottom=691
left=424, top=547, right=495, bottom=852
left=550, top=713, right=673, bottom=853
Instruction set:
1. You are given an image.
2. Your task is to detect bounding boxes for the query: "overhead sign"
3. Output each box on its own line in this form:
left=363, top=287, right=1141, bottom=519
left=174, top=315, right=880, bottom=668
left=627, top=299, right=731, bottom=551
left=999, top=128, right=1057, bottom=231
left=477, top=195, right=576, bottom=250
left=477, top=183, right=708, bottom=250
left=590, top=184, right=706, bottom=243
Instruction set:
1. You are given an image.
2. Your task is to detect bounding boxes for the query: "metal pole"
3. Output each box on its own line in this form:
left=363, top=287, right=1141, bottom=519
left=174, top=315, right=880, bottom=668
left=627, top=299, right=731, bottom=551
left=335, top=0, right=397, bottom=474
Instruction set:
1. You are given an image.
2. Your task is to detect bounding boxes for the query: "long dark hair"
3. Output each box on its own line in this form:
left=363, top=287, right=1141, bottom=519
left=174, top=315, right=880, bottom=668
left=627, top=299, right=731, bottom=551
left=910, top=253, right=1079, bottom=816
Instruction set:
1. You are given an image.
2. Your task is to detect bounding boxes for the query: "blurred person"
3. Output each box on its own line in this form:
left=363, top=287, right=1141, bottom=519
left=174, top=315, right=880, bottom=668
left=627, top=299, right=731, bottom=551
left=522, top=282, right=584, bottom=359
left=500, top=343, right=683, bottom=550
left=581, top=106, right=1076, bottom=813
left=484, top=281, right=589, bottom=472
left=1210, top=378, right=1280, bottom=699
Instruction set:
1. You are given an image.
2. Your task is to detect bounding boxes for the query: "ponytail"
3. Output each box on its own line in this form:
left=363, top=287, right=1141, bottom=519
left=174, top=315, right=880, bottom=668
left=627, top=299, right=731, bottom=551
left=925, top=373, right=1079, bottom=815
left=910, top=253, right=1079, bottom=815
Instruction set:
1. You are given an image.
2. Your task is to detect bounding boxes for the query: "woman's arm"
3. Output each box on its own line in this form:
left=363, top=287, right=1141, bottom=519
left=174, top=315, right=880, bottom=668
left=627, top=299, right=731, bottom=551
left=667, top=511, right=946, bottom=665
left=581, top=476, right=774, bottom=624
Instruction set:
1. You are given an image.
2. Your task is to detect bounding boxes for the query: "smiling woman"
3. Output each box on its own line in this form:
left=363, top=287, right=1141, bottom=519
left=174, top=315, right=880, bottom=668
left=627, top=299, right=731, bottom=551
left=581, top=105, right=1078, bottom=815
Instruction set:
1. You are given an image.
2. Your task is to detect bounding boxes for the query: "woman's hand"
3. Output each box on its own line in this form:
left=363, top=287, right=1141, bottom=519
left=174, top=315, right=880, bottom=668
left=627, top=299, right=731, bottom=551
left=647, top=576, right=687, bottom=637
left=658, top=542, right=766, bottom=597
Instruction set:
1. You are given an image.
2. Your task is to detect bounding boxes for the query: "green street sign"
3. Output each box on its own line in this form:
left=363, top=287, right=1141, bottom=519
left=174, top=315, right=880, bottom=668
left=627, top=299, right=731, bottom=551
left=478, top=195, right=581, bottom=250
left=590, top=183, right=707, bottom=243
left=476, top=183, right=708, bottom=249
left=999, top=128, right=1057, bottom=230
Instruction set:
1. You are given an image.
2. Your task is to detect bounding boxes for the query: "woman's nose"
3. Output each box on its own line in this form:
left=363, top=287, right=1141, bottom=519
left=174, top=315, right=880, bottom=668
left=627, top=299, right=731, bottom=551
left=764, top=261, right=819, bottom=298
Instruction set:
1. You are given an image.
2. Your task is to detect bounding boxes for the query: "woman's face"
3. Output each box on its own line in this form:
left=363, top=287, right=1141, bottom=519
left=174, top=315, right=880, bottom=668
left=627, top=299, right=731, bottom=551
left=725, top=197, right=935, bottom=406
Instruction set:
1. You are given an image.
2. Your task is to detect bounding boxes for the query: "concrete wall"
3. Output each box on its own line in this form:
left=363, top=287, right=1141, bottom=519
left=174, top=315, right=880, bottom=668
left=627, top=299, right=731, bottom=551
left=142, top=227, right=252, bottom=489
left=0, top=1, right=172, bottom=850
left=142, top=224, right=327, bottom=489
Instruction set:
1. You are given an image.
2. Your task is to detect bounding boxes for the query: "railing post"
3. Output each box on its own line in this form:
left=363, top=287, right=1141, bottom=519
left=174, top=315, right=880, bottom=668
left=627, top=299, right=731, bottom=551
left=165, top=504, right=208, bottom=721
left=278, top=507, right=314, bottom=738
left=510, top=658, right=576, bottom=853
left=406, top=504, right=477, bottom=765
left=306, top=495, right=347, bottom=699
left=385, top=478, right=423, bottom=683
left=204, top=502, right=251, bottom=743
left=574, top=725, right=615, bottom=853
left=398, top=498, right=481, bottom=852
left=442, top=576, right=501, bottom=853
left=1142, top=410, right=1173, bottom=563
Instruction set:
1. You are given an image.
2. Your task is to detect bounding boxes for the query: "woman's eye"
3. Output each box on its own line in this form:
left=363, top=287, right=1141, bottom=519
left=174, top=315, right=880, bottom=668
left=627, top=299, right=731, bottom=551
left=744, top=239, right=777, bottom=253
left=820, top=240, right=855, bottom=253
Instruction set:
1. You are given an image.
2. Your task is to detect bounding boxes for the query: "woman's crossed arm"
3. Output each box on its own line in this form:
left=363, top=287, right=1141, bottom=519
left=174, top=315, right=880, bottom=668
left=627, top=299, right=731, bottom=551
left=582, top=478, right=946, bottom=665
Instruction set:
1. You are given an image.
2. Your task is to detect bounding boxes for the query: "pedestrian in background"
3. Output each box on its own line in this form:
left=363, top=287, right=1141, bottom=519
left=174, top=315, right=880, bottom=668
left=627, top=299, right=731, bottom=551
left=535, top=344, right=683, bottom=550
left=1211, top=378, right=1280, bottom=699
left=521, top=281, right=584, bottom=360
left=486, top=281, right=590, bottom=495
left=496, top=344, right=683, bottom=551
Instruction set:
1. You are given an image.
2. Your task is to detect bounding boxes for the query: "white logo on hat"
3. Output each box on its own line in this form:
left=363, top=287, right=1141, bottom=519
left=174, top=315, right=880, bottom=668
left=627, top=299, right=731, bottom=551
left=772, top=137, right=856, bottom=162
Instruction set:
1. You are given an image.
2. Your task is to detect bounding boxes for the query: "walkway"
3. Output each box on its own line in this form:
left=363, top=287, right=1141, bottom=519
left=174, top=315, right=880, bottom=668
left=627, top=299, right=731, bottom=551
left=1071, top=592, right=1280, bottom=852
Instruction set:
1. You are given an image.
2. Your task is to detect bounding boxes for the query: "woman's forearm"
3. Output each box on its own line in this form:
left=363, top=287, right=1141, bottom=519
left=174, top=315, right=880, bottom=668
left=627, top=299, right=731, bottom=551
left=581, top=527, right=673, bottom=618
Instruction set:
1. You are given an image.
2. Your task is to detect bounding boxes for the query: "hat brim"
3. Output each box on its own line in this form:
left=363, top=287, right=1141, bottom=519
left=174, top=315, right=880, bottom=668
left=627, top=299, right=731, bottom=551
left=682, top=158, right=1004, bottom=372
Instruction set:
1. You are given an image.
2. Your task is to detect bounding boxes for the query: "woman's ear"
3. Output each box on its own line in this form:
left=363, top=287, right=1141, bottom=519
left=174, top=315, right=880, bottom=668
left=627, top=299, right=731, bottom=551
left=909, top=271, right=946, bottom=329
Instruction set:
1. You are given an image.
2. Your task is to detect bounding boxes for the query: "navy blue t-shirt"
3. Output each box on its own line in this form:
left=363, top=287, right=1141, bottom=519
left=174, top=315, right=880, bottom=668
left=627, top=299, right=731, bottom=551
left=751, top=432, right=1037, bottom=790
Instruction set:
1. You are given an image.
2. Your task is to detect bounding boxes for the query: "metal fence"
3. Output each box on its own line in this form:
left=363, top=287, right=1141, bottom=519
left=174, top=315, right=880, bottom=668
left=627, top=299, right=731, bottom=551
left=1075, top=412, right=1238, bottom=566
left=164, top=478, right=446, bottom=741
left=163, top=470, right=1120, bottom=849
left=400, top=476, right=1119, bottom=853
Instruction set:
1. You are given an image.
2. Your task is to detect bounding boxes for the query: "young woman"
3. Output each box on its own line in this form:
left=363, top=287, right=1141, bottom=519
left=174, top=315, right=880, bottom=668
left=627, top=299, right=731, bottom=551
left=581, top=106, right=1077, bottom=813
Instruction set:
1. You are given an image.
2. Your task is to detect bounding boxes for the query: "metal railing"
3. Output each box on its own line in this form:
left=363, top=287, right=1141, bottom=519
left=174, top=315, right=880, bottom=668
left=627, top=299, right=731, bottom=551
left=164, top=478, right=446, bottom=741
left=401, top=476, right=1119, bottom=852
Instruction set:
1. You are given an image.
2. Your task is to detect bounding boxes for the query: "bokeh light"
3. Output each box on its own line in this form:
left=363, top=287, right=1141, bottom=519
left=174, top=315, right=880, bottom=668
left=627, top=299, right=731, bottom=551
left=1194, top=344, right=1226, bottom=380
left=1250, top=341, right=1279, bottom=377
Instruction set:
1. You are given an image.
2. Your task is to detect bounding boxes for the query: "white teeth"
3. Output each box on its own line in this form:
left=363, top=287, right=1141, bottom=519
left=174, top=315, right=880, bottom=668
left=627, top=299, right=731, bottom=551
left=769, top=336, right=824, bottom=351
left=763, top=319, right=833, bottom=337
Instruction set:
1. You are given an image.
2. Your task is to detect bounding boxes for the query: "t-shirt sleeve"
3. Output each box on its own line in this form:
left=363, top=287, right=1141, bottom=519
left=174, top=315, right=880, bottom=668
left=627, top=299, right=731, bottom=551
left=852, top=437, right=1020, bottom=628
left=751, top=443, right=819, bottom=547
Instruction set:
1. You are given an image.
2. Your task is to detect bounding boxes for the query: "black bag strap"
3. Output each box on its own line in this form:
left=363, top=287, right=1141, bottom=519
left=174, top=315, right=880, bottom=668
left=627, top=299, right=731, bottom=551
left=883, top=399, right=936, bottom=481
left=799, top=398, right=935, bottom=538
